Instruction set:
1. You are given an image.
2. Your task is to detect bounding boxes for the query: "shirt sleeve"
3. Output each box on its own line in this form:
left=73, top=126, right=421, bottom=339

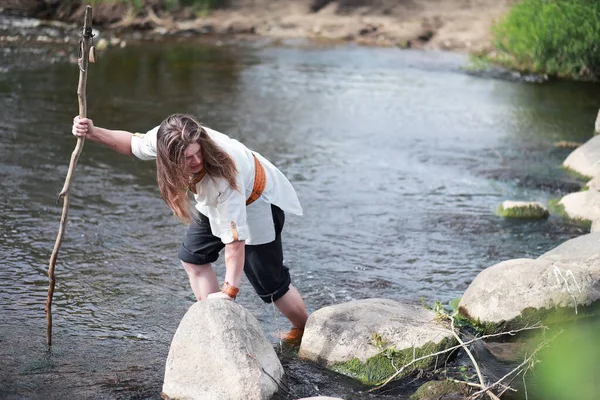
left=130, top=126, right=158, bottom=160
left=214, top=177, right=248, bottom=244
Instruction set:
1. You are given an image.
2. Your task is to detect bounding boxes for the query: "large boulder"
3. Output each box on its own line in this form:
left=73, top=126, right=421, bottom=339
left=162, top=300, right=283, bottom=400
left=559, top=190, right=600, bottom=223
left=298, top=299, right=455, bottom=385
left=562, top=134, right=600, bottom=178
left=538, top=233, right=600, bottom=269
left=459, top=235, right=600, bottom=333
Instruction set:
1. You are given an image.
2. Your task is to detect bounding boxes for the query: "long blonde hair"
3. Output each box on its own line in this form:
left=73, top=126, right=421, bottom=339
left=156, top=114, right=238, bottom=224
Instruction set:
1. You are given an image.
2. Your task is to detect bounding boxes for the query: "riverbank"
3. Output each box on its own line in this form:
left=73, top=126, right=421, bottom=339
left=1, top=0, right=514, bottom=52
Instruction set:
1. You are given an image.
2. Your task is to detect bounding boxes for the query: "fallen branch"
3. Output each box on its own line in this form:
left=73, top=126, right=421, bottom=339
left=45, top=5, right=94, bottom=346
left=450, top=315, right=500, bottom=400
left=469, top=332, right=562, bottom=399
left=368, top=323, right=545, bottom=392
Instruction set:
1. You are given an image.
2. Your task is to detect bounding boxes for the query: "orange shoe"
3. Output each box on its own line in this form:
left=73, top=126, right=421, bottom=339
left=276, top=327, right=304, bottom=345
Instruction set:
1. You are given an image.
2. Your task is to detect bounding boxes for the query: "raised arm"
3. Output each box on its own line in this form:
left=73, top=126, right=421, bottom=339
left=72, top=116, right=133, bottom=156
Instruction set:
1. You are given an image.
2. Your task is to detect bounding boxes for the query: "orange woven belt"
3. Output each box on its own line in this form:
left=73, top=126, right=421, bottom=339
left=246, top=154, right=266, bottom=206
left=189, top=170, right=206, bottom=194
left=189, top=154, right=265, bottom=205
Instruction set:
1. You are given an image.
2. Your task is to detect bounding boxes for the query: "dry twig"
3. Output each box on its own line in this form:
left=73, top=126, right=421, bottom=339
left=449, top=315, right=500, bottom=400
left=469, top=333, right=561, bottom=399
left=368, top=323, right=545, bottom=393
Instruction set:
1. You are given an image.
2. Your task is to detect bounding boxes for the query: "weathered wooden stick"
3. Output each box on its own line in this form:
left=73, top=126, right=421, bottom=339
left=46, top=5, right=94, bottom=346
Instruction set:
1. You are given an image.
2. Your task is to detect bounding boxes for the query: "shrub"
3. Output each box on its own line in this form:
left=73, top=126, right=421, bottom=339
left=493, top=0, right=600, bottom=79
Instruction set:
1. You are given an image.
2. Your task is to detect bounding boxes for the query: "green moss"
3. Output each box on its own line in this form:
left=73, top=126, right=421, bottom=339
left=460, top=301, right=600, bottom=335
left=448, top=298, right=461, bottom=312
left=497, top=204, right=549, bottom=219
left=331, top=338, right=456, bottom=386
left=411, top=380, right=470, bottom=400
left=548, top=198, right=567, bottom=217
left=548, top=198, right=593, bottom=230
left=562, top=166, right=593, bottom=182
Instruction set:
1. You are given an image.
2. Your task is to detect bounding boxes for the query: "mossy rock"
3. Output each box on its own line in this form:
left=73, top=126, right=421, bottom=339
left=331, top=338, right=455, bottom=386
left=497, top=200, right=549, bottom=219
left=411, top=380, right=471, bottom=400
left=459, top=256, right=600, bottom=335
left=463, top=300, right=600, bottom=336
left=299, top=299, right=457, bottom=386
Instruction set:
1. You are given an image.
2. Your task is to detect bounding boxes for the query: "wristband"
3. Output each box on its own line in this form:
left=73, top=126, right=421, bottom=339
left=221, top=281, right=240, bottom=300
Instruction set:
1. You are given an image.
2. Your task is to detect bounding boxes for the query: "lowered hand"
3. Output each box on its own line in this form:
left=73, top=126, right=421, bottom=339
left=206, top=292, right=234, bottom=301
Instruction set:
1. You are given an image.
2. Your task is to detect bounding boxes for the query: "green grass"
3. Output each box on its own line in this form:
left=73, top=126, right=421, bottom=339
left=492, top=0, right=600, bottom=79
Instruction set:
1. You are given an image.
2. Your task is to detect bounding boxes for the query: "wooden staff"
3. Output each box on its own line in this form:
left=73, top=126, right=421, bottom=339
left=46, top=5, right=95, bottom=346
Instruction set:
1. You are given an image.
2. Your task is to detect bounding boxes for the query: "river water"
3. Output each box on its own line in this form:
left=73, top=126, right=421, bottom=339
left=1, top=16, right=600, bottom=400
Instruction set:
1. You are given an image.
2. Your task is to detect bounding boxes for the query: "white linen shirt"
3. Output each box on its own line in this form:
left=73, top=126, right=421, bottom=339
left=131, top=125, right=303, bottom=245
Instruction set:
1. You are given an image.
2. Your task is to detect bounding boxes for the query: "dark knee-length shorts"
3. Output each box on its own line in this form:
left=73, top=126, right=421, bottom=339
left=178, top=205, right=290, bottom=303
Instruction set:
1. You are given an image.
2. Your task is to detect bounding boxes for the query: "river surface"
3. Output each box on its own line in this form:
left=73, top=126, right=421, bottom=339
left=1, top=16, right=600, bottom=400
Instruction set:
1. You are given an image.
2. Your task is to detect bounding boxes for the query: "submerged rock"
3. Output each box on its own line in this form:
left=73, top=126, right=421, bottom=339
left=497, top=200, right=549, bottom=219
left=162, top=300, right=283, bottom=400
left=298, top=299, right=455, bottom=385
left=459, top=234, right=600, bottom=333
left=410, top=380, right=471, bottom=400
left=296, top=397, right=345, bottom=400
left=554, top=140, right=582, bottom=149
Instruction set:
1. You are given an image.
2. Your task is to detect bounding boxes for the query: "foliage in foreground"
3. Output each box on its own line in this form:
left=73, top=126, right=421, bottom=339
left=535, top=318, right=600, bottom=400
left=492, top=0, right=600, bottom=79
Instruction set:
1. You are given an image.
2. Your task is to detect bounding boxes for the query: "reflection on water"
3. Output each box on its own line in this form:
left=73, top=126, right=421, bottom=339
left=1, top=33, right=599, bottom=399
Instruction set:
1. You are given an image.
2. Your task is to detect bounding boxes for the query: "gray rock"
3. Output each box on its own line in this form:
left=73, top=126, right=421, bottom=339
left=563, top=134, right=600, bottom=178
left=538, top=233, right=600, bottom=270
left=559, top=190, right=600, bottom=223
left=163, top=300, right=283, bottom=400
left=459, top=243, right=600, bottom=333
left=411, top=380, right=471, bottom=400
left=595, top=108, right=600, bottom=135
left=298, top=299, right=455, bottom=385
left=586, top=176, right=600, bottom=191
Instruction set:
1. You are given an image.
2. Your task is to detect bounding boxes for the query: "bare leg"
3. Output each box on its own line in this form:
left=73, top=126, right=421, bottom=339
left=182, top=261, right=219, bottom=301
left=274, top=284, right=309, bottom=329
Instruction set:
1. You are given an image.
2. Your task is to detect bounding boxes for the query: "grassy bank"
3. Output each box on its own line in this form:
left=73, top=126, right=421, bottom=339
left=492, top=0, right=600, bottom=80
